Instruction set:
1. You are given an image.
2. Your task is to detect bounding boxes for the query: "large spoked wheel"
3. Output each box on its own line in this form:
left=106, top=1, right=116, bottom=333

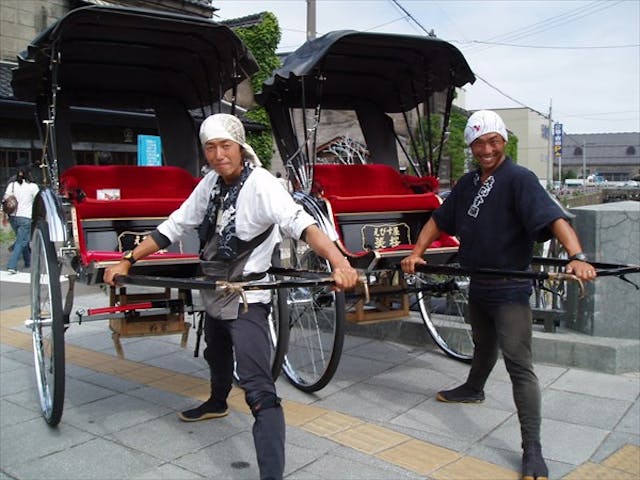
left=278, top=238, right=345, bottom=392
left=413, top=270, right=474, bottom=363
left=30, top=219, right=65, bottom=426
left=268, top=285, right=289, bottom=380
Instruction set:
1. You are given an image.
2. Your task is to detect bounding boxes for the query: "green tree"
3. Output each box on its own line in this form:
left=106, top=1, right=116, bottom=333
left=233, top=12, right=281, bottom=170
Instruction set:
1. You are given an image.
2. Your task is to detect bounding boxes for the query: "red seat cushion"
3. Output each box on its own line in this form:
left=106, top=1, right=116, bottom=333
left=60, top=165, right=200, bottom=266
left=327, top=193, right=441, bottom=214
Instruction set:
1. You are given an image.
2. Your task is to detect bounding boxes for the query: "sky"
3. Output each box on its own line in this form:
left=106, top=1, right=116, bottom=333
left=215, top=0, right=640, bottom=134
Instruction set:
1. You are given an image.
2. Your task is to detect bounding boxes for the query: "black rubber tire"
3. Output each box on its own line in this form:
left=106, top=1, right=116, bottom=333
left=30, top=219, right=65, bottom=426
left=269, top=286, right=290, bottom=380
left=415, top=271, right=474, bottom=363
left=279, top=239, right=346, bottom=392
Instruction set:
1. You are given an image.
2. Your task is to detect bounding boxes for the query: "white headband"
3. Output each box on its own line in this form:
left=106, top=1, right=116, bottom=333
left=464, top=110, right=508, bottom=146
left=199, top=114, right=262, bottom=167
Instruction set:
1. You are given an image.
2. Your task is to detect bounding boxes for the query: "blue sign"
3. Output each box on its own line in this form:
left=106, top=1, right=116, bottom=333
left=553, top=123, right=562, bottom=159
left=137, top=135, right=162, bottom=166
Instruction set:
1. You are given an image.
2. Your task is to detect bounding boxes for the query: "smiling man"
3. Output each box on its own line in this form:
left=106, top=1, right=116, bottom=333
left=104, top=113, right=358, bottom=480
left=401, top=110, right=597, bottom=480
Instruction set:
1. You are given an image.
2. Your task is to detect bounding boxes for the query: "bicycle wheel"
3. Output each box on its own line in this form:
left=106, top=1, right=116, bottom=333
left=532, top=238, right=568, bottom=311
left=268, top=286, right=289, bottom=380
left=414, top=271, right=473, bottom=363
left=279, top=238, right=345, bottom=392
left=30, top=219, right=65, bottom=426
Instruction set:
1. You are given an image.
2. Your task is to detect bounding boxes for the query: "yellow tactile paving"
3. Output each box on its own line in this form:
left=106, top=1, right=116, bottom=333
left=432, top=455, right=520, bottom=480
left=147, top=373, right=206, bottom=393
left=0, top=307, right=27, bottom=327
left=376, top=438, right=461, bottom=476
left=330, top=423, right=411, bottom=455
left=181, top=382, right=219, bottom=401
left=227, top=394, right=252, bottom=415
left=119, top=365, right=176, bottom=383
left=0, top=327, right=31, bottom=348
left=0, top=306, right=636, bottom=480
left=302, top=410, right=364, bottom=437
left=602, top=444, right=640, bottom=476
left=280, top=399, right=326, bottom=426
left=562, top=461, right=638, bottom=479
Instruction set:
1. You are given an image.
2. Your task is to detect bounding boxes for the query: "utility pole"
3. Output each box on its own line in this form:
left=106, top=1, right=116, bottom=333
left=582, top=141, right=587, bottom=189
left=547, top=99, right=552, bottom=188
left=306, top=0, right=316, bottom=40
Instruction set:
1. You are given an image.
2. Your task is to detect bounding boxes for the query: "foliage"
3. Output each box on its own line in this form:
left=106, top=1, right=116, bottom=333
left=233, top=12, right=282, bottom=170
left=0, top=226, right=15, bottom=244
left=505, top=134, right=518, bottom=163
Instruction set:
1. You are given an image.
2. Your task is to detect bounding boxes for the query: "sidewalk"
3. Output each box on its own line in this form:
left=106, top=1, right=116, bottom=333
left=1, top=285, right=639, bottom=479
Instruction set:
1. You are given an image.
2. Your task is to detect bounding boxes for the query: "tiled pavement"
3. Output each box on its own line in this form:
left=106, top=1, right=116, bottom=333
left=1, top=286, right=639, bottom=479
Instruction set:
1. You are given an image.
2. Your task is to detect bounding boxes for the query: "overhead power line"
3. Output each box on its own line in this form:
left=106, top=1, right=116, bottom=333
left=463, top=40, right=640, bottom=50
left=465, top=0, right=625, bottom=54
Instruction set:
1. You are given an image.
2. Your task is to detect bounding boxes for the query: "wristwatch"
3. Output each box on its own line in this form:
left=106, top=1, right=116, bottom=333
left=121, top=250, right=137, bottom=265
left=568, top=252, right=588, bottom=262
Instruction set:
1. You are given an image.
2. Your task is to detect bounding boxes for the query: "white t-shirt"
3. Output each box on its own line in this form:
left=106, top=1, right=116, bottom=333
left=3, top=180, right=39, bottom=218
left=157, top=167, right=316, bottom=303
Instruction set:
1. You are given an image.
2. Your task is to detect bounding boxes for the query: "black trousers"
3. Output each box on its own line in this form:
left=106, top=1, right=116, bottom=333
left=466, top=300, right=541, bottom=444
left=203, top=303, right=285, bottom=480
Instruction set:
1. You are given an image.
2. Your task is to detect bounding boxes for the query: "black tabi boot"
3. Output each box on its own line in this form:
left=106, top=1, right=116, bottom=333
left=521, top=441, right=549, bottom=480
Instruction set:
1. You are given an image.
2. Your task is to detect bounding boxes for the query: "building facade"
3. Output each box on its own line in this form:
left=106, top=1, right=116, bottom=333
left=559, top=132, right=640, bottom=182
left=493, top=107, right=551, bottom=185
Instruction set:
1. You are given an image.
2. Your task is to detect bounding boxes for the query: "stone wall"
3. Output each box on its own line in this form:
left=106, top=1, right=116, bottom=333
left=566, top=201, right=640, bottom=339
left=0, top=0, right=68, bottom=63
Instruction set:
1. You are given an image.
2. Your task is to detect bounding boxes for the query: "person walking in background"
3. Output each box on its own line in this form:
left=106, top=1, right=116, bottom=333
left=401, top=110, right=596, bottom=480
left=3, top=168, right=39, bottom=274
left=104, top=114, right=358, bottom=480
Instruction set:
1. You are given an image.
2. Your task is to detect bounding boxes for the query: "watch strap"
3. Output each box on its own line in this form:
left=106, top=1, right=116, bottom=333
left=568, top=252, right=588, bottom=262
left=122, top=250, right=137, bottom=265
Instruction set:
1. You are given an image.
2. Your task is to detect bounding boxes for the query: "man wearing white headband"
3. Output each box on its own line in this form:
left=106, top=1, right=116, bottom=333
left=402, top=110, right=595, bottom=480
left=105, top=113, right=358, bottom=480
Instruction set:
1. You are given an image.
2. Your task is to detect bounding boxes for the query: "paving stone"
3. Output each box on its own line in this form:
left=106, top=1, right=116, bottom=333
left=4, top=437, right=161, bottom=480
left=549, top=368, right=640, bottom=401
left=484, top=415, right=609, bottom=465
left=0, top=398, right=40, bottom=427
left=108, top=411, right=247, bottom=460
left=172, top=430, right=260, bottom=479
left=542, top=388, right=632, bottom=430
left=0, top=418, right=95, bottom=467
left=62, top=392, right=173, bottom=436
left=393, top=397, right=514, bottom=443
left=130, top=462, right=207, bottom=479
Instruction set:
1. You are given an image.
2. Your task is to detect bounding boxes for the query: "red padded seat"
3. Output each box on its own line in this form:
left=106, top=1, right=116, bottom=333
left=312, top=164, right=457, bottom=253
left=61, top=165, right=200, bottom=218
left=60, top=165, right=200, bottom=265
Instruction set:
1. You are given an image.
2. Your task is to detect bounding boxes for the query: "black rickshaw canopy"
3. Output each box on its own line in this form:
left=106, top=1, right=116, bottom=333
left=11, top=5, right=259, bottom=176
left=257, top=30, right=475, bottom=113
left=257, top=30, right=475, bottom=179
left=11, top=5, right=258, bottom=111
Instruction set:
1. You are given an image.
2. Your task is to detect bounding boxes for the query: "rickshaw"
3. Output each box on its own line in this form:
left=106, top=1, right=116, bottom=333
left=16, top=6, right=634, bottom=428
left=256, top=30, right=640, bottom=395
left=11, top=5, right=288, bottom=426
left=257, top=30, right=479, bottom=392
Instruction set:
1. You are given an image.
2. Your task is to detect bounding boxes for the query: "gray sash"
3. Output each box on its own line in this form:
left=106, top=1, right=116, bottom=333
left=200, top=226, right=274, bottom=320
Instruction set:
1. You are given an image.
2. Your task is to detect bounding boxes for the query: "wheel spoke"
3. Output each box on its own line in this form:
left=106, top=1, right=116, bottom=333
left=414, top=271, right=474, bottom=363
left=30, top=219, right=65, bottom=425
left=280, top=238, right=345, bottom=392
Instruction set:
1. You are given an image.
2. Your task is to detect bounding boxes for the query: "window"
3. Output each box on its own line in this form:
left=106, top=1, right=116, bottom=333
left=626, top=146, right=636, bottom=155
left=574, top=147, right=583, bottom=156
